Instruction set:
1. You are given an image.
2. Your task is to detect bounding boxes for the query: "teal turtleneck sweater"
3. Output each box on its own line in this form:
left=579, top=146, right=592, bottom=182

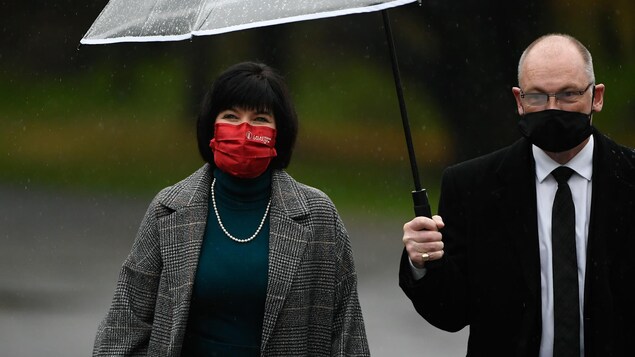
left=182, top=169, right=271, bottom=356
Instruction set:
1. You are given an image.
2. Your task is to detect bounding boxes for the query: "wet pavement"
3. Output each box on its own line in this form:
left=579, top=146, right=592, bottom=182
left=0, top=184, right=467, bottom=356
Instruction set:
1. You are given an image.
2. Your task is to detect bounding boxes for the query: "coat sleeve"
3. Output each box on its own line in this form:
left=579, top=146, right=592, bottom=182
left=398, top=165, right=470, bottom=332
left=93, top=194, right=165, bottom=356
left=331, top=213, right=370, bottom=356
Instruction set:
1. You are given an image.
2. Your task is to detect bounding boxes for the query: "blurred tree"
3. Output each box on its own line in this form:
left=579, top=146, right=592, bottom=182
left=3, top=0, right=635, bottom=161
left=391, top=0, right=553, bottom=162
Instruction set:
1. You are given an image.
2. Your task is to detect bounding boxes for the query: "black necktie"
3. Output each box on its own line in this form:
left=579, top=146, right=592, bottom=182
left=551, top=166, right=580, bottom=357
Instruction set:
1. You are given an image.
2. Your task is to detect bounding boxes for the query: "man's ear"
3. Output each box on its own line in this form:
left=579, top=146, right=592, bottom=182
left=592, top=84, right=605, bottom=113
left=512, top=87, right=524, bottom=115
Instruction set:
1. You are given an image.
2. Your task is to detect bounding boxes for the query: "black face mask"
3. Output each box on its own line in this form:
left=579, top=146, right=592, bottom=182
left=518, top=109, right=593, bottom=152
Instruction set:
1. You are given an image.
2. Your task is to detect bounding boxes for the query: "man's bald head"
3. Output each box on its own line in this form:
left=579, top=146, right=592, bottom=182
left=517, top=34, right=594, bottom=86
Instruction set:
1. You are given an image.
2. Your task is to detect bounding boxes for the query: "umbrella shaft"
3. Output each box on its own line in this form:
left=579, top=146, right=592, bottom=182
left=381, top=10, right=422, bottom=192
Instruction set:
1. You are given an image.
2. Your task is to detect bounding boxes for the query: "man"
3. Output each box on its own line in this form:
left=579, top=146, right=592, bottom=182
left=399, top=33, right=635, bottom=356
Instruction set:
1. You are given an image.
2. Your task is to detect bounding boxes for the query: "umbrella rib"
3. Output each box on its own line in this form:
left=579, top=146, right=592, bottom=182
left=193, top=0, right=214, bottom=32
left=139, top=0, right=162, bottom=34
left=192, top=0, right=418, bottom=38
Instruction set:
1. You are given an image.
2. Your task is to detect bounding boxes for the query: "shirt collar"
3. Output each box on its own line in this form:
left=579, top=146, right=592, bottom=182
left=533, top=135, right=594, bottom=183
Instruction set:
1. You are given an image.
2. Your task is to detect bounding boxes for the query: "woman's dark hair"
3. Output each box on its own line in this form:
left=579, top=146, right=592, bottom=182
left=196, top=62, right=298, bottom=169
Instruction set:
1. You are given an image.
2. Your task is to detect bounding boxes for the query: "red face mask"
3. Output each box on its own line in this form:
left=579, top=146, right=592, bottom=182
left=210, top=122, right=277, bottom=178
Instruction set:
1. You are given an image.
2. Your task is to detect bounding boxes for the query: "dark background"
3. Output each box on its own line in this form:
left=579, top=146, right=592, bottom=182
left=2, top=1, right=634, bottom=210
left=1, top=1, right=634, bottom=355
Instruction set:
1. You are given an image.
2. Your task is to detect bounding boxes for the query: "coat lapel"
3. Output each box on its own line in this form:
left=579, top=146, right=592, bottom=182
left=494, top=139, right=541, bottom=299
left=156, top=164, right=211, bottom=349
left=586, top=131, right=635, bottom=273
left=583, top=131, right=635, bottom=354
left=260, top=170, right=310, bottom=352
left=492, top=139, right=543, bottom=352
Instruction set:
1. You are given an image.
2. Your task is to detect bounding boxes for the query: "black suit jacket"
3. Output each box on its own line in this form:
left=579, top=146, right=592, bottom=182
left=399, top=129, right=635, bottom=356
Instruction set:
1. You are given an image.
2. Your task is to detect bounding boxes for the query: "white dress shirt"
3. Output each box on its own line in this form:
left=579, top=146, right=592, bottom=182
left=533, top=136, right=593, bottom=357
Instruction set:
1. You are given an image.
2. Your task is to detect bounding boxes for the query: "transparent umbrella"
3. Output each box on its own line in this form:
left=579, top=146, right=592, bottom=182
left=81, top=0, right=431, bottom=217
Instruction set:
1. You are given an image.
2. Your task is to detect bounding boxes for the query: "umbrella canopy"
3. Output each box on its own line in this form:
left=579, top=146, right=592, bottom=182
left=80, top=0, right=430, bottom=217
left=81, top=0, right=417, bottom=45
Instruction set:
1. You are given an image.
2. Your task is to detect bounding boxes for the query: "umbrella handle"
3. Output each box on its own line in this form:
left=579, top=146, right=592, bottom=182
left=412, top=189, right=431, bottom=218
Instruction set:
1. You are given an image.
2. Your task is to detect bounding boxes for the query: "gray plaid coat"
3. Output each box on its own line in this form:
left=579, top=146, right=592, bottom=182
left=93, top=164, right=370, bottom=356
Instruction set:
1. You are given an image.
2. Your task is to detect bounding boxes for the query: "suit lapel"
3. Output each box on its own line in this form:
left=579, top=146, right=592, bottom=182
left=260, top=171, right=310, bottom=352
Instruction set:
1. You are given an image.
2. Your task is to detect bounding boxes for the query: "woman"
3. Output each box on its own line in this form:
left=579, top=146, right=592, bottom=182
left=93, top=62, right=369, bottom=356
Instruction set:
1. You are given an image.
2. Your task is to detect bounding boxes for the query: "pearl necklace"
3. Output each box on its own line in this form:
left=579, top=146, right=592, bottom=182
left=211, top=178, right=271, bottom=243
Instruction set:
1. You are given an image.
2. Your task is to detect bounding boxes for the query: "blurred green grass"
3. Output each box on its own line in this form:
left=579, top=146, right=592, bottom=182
left=4, top=56, right=634, bottom=219
left=0, top=59, right=446, bottom=219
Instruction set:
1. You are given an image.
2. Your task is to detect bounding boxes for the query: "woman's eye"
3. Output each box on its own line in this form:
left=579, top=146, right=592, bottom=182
left=222, top=113, right=237, bottom=119
left=255, top=116, right=270, bottom=122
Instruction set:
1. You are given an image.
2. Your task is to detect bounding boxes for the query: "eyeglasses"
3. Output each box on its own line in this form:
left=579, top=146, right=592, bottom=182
left=520, top=83, right=593, bottom=107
